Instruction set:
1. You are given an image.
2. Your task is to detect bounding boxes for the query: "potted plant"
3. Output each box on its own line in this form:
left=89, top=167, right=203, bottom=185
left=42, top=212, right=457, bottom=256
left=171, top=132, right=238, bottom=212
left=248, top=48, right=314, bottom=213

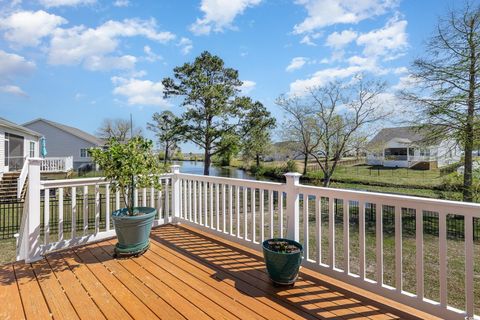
left=90, top=137, right=165, bottom=257
left=262, top=238, right=303, bottom=286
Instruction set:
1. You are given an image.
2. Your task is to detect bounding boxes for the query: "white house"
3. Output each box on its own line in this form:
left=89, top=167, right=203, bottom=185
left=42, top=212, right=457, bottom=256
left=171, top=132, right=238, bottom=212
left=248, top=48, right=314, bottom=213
left=366, top=126, right=461, bottom=169
left=0, top=117, right=41, bottom=175
left=23, top=118, right=104, bottom=169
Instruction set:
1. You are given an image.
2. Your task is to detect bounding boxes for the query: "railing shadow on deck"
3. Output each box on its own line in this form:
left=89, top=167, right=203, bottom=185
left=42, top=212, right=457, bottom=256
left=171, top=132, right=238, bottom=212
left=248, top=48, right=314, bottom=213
left=148, top=224, right=423, bottom=320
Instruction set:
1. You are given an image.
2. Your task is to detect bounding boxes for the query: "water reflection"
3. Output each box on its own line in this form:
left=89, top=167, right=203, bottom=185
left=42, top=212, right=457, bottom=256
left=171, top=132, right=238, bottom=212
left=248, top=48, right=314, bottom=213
left=172, top=161, right=256, bottom=180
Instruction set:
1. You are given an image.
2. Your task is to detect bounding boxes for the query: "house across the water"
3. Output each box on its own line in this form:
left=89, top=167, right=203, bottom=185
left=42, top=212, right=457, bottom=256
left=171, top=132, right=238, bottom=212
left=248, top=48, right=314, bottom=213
left=0, top=117, right=41, bottom=175
left=366, top=126, right=461, bottom=169
left=23, top=118, right=104, bottom=170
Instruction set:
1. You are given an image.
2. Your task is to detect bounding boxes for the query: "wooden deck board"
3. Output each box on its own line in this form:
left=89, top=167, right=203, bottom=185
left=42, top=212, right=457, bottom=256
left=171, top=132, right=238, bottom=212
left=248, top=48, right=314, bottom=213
left=45, top=253, right=106, bottom=320
left=0, top=264, right=25, bottom=320
left=1, top=224, right=440, bottom=320
left=31, top=259, right=79, bottom=320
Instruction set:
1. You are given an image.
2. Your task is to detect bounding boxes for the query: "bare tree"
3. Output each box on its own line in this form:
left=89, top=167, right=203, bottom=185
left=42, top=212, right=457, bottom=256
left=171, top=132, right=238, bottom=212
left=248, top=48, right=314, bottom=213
left=308, top=76, right=388, bottom=186
left=96, top=118, right=142, bottom=142
left=276, top=95, right=317, bottom=175
left=401, top=2, right=480, bottom=201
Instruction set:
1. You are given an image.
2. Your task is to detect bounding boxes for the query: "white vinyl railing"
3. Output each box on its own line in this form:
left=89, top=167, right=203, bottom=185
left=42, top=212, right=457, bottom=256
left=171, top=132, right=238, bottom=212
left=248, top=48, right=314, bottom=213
left=17, top=159, right=174, bottom=263
left=17, top=156, right=75, bottom=199
left=17, top=156, right=29, bottom=198
left=40, top=156, right=74, bottom=173
left=18, top=160, right=479, bottom=319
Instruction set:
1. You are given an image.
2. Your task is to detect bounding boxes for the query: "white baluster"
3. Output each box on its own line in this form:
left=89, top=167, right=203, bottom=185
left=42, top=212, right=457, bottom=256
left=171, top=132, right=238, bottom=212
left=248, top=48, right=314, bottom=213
left=44, top=188, right=50, bottom=245
left=243, top=187, right=248, bottom=239
left=95, top=184, right=100, bottom=234
left=416, top=207, right=424, bottom=301
left=105, top=185, right=110, bottom=232
left=71, top=187, right=76, bottom=238
left=343, top=200, right=350, bottom=273
left=83, top=186, right=88, bottom=235
left=260, top=189, right=265, bottom=243
left=58, top=188, right=64, bottom=241
left=303, top=194, right=309, bottom=260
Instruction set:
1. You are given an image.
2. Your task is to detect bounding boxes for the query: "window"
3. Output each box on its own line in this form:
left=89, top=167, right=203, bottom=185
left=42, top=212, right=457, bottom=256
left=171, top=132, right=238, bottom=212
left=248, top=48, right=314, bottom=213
left=80, top=148, right=91, bottom=158
left=409, top=148, right=414, bottom=156
left=29, top=142, right=35, bottom=158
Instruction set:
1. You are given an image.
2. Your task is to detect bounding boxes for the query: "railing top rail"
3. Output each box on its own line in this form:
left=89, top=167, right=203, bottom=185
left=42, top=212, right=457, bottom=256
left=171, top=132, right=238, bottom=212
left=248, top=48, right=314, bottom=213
left=298, top=183, right=480, bottom=213
left=40, top=173, right=174, bottom=189
left=177, top=172, right=285, bottom=189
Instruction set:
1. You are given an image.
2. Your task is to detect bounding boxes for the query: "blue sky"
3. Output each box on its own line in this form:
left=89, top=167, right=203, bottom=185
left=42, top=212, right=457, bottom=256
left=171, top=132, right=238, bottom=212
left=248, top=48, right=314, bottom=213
left=0, top=0, right=461, bottom=152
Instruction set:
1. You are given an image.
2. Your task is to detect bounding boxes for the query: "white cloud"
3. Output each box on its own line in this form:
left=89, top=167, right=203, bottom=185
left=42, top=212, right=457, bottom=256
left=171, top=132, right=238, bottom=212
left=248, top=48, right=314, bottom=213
left=0, top=50, right=35, bottom=97
left=293, top=0, right=398, bottom=34
left=289, top=65, right=365, bottom=95
left=177, top=37, right=193, bottom=55
left=0, top=50, right=36, bottom=79
left=111, top=76, right=170, bottom=107
left=39, top=0, right=96, bottom=7
left=286, top=57, right=308, bottom=72
left=84, top=55, right=137, bottom=71
left=356, top=15, right=407, bottom=59
left=143, top=45, right=162, bottom=62
left=392, top=74, right=416, bottom=90
left=113, top=0, right=129, bottom=7
left=240, top=80, right=256, bottom=94
left=0, top=10, right=67, bottom=47
left=299, top=32, right=321, bottom=46
left=393, top=66, right=408, bottom=74
left=190, top=0, right=261, bottom=35
left=0, top=85, right=27, bottom=97
left=48, top=18, right=175, bottom=70
left=326, top=29, right=357, bottom=49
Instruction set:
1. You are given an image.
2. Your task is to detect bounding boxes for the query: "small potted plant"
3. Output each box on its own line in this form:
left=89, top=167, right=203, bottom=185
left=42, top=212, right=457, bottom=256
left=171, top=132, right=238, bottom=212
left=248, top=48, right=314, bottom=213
left=90, top=137, right=165, bottom=257
left=262, top=238, right=303, bottom=286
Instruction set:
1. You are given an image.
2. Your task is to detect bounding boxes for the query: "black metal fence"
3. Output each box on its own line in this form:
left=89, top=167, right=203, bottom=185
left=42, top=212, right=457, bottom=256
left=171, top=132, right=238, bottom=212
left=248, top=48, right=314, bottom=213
left=0, top=192, right=169, bottom=240
left=329, top=200, right=480, bottom=241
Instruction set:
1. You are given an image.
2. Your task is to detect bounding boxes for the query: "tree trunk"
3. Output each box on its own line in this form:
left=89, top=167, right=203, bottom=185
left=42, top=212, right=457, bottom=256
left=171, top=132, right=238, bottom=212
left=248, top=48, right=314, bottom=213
left=303, top=153, right=308, bottom=175
left=204, top=150, right=211, bottom=176
left=256, top=154, right=260, bottom=167
left=164, top=144, right=169, bottom=165
left=323, top=172, right=331, bottom=187
left=463, top=21, right=476, bottom=202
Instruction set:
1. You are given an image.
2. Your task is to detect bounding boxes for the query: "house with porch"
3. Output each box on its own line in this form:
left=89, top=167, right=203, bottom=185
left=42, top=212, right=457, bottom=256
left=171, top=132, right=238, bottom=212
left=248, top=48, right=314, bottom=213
left=0, top=117, right=75, bottom=200
left=23, top=118, right=104, bottom=170
left=366, top=126, right=461, bottom=169
left=0, top=117, right=41, bottom=175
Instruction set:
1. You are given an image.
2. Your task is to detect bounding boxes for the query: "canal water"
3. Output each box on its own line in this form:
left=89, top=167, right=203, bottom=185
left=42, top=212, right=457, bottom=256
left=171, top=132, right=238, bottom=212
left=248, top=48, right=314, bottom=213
left=172, top=161, right=258, bottom=180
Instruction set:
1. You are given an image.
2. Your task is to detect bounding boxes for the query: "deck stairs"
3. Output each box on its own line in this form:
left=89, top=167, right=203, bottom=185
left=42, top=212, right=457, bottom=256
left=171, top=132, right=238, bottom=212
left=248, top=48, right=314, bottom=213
left=0, top=172, right=24, bottom=202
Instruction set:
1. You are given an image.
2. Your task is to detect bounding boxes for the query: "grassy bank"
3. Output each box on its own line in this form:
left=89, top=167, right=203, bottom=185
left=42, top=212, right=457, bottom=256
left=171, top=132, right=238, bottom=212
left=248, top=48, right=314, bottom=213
left=236, top=161, right=465, bottom=201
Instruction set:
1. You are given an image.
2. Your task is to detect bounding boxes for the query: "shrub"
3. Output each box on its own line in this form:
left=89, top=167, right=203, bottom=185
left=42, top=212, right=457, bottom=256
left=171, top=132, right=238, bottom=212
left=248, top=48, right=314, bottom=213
left=284, top=160, right=298, bottom=173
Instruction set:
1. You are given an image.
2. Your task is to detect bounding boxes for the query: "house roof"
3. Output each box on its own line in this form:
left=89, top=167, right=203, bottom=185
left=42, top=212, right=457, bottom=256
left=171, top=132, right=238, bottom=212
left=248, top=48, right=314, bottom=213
left=23, top=118, right=104, bottom=146
left=367, top=126, right=439, bottom=148
left=0, top=117, right=42, bottom=138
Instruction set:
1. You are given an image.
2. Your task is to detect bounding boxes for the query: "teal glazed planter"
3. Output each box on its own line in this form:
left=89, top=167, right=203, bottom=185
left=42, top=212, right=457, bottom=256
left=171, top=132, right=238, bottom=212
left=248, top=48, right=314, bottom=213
left=112, top=207, right=156, bottom=257
left=262, top=238, right=303, bottom=285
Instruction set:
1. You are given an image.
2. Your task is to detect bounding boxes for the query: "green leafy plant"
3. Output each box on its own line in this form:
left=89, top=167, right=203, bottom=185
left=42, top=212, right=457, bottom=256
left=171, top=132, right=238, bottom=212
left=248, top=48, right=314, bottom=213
left=90, top=137, right=166, bottom=215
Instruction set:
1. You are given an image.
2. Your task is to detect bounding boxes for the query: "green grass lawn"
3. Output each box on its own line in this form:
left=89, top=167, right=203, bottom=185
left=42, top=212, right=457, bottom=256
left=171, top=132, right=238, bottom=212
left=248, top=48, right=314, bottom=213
left=306, top=164, right=446, bottom=188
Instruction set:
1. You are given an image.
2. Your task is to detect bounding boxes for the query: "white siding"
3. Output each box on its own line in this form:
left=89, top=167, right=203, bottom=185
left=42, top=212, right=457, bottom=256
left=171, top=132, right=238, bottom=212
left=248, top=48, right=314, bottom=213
left=23, top=121, right=98, bottom=168
left=0, top=130, right=4, bottom=175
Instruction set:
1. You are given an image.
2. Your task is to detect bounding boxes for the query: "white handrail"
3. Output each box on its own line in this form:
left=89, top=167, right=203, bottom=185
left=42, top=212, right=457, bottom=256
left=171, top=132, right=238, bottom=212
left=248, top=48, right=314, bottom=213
left=17, top=156, right=29, bottom=198
left=19, top=162, right=478, bottom=319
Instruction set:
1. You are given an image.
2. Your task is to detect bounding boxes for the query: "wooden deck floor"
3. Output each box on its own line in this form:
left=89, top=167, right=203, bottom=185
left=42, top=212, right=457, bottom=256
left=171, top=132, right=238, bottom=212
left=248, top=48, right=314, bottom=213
left=0, top=224, right=438, bottom=320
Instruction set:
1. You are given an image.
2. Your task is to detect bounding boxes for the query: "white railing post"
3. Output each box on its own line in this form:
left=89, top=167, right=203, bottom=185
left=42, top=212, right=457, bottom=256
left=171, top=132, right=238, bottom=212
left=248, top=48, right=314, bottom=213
left=171, top=165, right=181, bottom=222
left=284, top=172, right=301, bottom=242
left=24, top=158, right=42, bottom=263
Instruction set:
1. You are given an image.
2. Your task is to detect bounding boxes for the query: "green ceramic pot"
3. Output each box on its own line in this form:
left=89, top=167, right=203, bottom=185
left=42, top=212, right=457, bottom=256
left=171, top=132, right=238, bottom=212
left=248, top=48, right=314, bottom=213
left=262, top=238, right=303, bottom=285
left=112, top=207, right=156, bottom=257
